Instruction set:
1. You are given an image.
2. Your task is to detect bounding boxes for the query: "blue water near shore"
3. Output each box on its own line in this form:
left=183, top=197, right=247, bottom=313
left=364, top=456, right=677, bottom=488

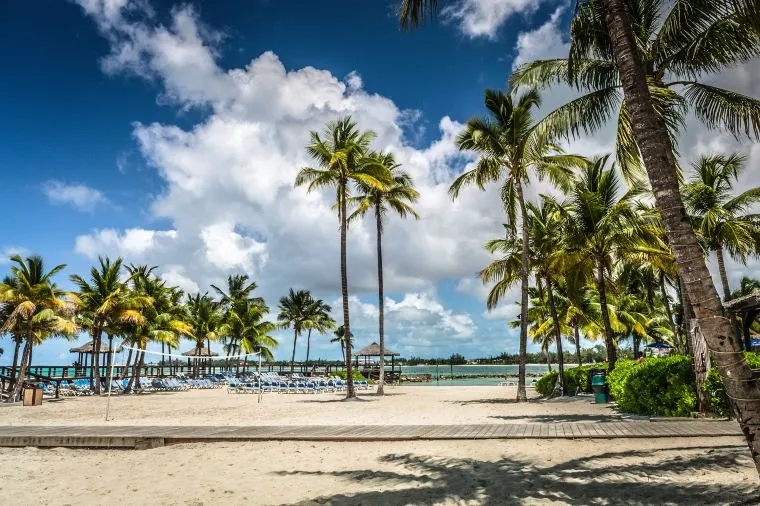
left=399, top=364, right=557, bottom=386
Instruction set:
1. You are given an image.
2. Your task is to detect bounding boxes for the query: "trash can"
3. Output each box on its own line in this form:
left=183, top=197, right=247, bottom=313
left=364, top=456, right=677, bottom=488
left=591, top=370, right=609, bottom=404
left=22, top=384, right=44, bottom=406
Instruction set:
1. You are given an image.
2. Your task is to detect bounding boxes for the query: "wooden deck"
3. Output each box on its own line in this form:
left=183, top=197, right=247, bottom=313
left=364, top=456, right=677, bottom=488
left=0, top=421, right=742, bottom=449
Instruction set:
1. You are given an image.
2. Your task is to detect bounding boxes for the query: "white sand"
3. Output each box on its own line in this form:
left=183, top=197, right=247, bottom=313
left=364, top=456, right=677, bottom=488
left=0, top=386, right=620, bottom=426
left=1, top=438, right=757, bottom=505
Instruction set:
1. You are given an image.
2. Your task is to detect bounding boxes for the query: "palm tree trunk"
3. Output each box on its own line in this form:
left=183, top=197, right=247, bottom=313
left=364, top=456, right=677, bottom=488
left=341, top=178, right=356, bottom=399
left=8, top=336, right=22, bottom=393
left=92, top=329, right=102, bottom=394
left=545, top=347, right=552, bottom=372
left=8, top=331, right=32, bottom=403
left=633, top=335, right=640, bottom=359
left=195, top=342, right=202, bottom=378
left=121, top=347, right=133, bottom=380
left=514, top=179, right=530, bottom=402
left=546, top=275, right=565, bottom=397
left=376, top=204, right=386, bottom=396
left=604, top=0, right=760, bottom=472
left=573, top=324, right=582, bottom=366
left=305, top=329, right=312, bottom=364
left=290, top=329, right=298, bottom=374
left=659, top=274, right=678, bottom=350
left=595, top=260, right=617, bottom=371
left=715, top=247, right=733, bottom=301
left=105, top=335, right=114, bottom=392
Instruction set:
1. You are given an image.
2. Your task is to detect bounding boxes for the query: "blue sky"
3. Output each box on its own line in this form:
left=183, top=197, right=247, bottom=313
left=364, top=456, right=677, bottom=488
left=1, top=0, right=757, bottom=365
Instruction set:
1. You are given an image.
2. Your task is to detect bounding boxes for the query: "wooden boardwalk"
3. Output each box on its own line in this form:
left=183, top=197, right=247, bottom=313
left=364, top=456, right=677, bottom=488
left=0, top=421, right=742, bottom=449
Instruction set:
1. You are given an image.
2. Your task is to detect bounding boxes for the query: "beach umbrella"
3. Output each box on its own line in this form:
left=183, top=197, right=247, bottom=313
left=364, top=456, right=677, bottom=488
left=643, top=341, right=673, bottom=349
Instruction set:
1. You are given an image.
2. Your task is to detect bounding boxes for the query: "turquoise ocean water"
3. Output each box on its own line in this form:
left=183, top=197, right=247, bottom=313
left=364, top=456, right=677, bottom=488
left=399, top=364, right=558, bottom=386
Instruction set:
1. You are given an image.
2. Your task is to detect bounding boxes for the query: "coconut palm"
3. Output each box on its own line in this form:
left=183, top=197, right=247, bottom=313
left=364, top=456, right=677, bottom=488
left=451, top=87, right=584, bottom=401
left=303, top=297, right=335, bottom=364
left=0, top=276, right=24, bottom=390
left=0, top=255, right=77, bottom=402
left=277, top=288, right=313, bottom=373
left=398, top=0, right=760, bottom=470
left=682, top=153, right=760, bottom=301
left=212, top=274, right=266, bottom=370
left=511, top=0, right=760, bottom=183
left=186, top=293, right=224, bottom=377
left=295, top=116, right=392, bottom=399
left=331, top=325, right=353, bottom=359
left=349, top=151, right=419, bottom=395
left=235, top=301, right=278, bottom=362
left=561, top=156, right=668, bottom=371
left=70, top=257, right=147, bottom=392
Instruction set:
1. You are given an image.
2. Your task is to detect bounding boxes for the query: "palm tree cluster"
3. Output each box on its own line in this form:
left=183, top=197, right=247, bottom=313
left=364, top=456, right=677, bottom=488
left=0, top=256, right=285, bottom=399
left=396, top=0, right=760, bottom=471
left=295, top=117, right=419, bottom=397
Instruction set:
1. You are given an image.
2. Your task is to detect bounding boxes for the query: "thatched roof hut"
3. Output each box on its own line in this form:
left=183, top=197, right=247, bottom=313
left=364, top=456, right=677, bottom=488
left=69, top=341, right=123, bottom=354
left=181, top=347, right=219, bottom=357
left=355, top=342, right=399, bottom=357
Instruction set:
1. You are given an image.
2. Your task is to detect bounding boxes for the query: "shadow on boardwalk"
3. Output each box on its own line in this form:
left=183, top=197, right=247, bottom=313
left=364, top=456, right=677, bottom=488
left=276, top=444, right=759, bottom=505
left=488, top=414, right=622, bottom=423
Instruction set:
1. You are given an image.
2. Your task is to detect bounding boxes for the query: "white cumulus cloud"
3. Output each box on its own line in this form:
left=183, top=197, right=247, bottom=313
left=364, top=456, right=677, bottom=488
left=42, top=181, right=109, bottom=212
left=443, top=0, right=547, bottom=39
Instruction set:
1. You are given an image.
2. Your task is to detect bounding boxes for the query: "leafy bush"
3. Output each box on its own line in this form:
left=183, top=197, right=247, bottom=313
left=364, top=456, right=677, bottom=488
left=333, top=370, right=367, bottom=381
left=701, top=352, right=760, bottom=417
left=608, top=356, right=696, bottom=417
left=535, top=371, right=557, bottom=397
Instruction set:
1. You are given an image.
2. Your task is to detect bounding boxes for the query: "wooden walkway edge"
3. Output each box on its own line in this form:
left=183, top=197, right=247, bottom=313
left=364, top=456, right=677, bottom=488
left=0, top=421, right=742, bottom=449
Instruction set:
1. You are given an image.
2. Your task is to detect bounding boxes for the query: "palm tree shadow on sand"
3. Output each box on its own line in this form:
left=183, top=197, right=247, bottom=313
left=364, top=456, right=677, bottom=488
left=275, top=444, right=759, bottom=505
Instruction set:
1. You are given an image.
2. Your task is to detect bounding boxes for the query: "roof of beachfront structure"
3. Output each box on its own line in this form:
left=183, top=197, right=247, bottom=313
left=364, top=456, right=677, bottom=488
left=355, top=342, right=400, bottom=356
left=181, top=347, right=219, bottom=357
left=69, top=341, right=123, bottom=354
left=723, top=292, right=760, bottom=313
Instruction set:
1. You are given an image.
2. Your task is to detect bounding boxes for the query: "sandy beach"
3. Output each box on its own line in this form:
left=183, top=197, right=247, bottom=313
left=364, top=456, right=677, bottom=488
left=0, top=386, right=620, bottom=426
left=1, top=438, right=757, bottom=505
left=1, top=386, right=758, bottom=504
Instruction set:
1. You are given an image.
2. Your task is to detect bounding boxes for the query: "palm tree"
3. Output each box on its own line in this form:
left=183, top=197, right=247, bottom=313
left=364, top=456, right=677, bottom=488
left=397, top=0, right=760, bottom=467
left=212, top=274, right=266, bottom=371
left=331, top=325, right=353, bottom=359
left=303, top=297, right=335, bottom=364
left=349, top=151, right=419, bottom=395
left=295, top=116, right=392, bottom=399
left=70, top=257, right=146, bottom=393
left=511, top=0, right=760, bottom=183
left=186, top=293, right=224, bottom=377
left=682, top=153, right=760, bottom=301
left=0, top=276, right=23, bottom=390
left=237, top=304, right=279, bottom=362
left=277, top=288, right=312, bottom=373
left=561, top=156, right=667, bottom=371
left=0, top=255, right=77, bottom=402
left=451, top=87, right=583, bottom=401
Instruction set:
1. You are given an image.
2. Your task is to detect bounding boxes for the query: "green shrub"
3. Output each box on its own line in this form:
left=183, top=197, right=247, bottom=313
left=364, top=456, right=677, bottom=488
left=333, top=370, right=367, bottom=381
left=609, top=356, right=696, bottom=417
left=607, top=360, right=637, bottom=401
left=535, top=371, right=557, bottom=397
left=701, top=351, right=760, bottom=417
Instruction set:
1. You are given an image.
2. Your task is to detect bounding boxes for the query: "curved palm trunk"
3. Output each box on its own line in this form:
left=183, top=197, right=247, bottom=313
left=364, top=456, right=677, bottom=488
left=546, top=275, right=565, bottom=396
left=340, top=178, right=356, bottom=399
left=92, top=329, right=102, bottom=394
left=376, top=204, right=386, bottom=396
left=306, top=328, right=312, bottom=364
left=514, top=179, right=530, bottom=402
left=659, top=274, right=678, bottom=351
left=544, top=347, right=552, bottom=371
left=715, top=247, right=733, bottom=301
left=105, top=335, right=114, bottom=392
left=573, top=324, right=582, bottom=366
left=121, top=347, right=133, bottom=380
left=595, top=261, right=618, bottom=371
left=8, top=336, right=21, bottom=392
left=290, top=329, right=298, bottom=374
left=8, top=327, right=32, bottom=403
left=604, top=0, right=760, bottom=473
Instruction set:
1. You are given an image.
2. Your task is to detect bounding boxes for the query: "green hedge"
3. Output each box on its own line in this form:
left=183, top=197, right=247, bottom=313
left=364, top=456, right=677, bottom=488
left=607, top=356, right=696, bottom=417
left=702, top=352, right=760, bottom=417
left=535, top=363, right=608, bottom=397
left=333, top=370, right=367, bottom=381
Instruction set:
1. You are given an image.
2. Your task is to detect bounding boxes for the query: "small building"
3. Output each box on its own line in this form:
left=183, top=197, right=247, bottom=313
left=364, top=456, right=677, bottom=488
left=182, top=347, right=218, bottom=374
left=70, top=341, right=123, bottom=371
left=723, top=292, right=760, bottom=351
left=354, top=342, right=401, bottom=382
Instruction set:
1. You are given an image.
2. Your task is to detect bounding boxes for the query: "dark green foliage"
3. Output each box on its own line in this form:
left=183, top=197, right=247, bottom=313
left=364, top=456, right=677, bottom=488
left=536, top=363, right=607, bottom=397
left=607, top=356, right=696, bottom=417
left=702, top=352, right=760, bottom=417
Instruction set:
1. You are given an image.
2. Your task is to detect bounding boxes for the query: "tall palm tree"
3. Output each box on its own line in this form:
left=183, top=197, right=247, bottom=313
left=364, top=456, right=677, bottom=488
left=511, top=0, right=760, bottom=183
left=186, top=293, right=224, bottom=377
left=238, top=304, right=279, bottom=362
left=303, top=297, right=336, bottom=364
left=0, top=255, right=77, bottom=402
left=397, top=0, right=760, bottom=471
left=277, top=288, right=312, bottom=373
left=295, top=116, right=392, bottom=399
left=561, top=156, right=667, bottom=371
left=451, top=87, right=583, bottom=401
left=0, top=276, right=24, bottom=389
left=70, top=257, right=146, bottom=392
left=349, top=151, right=419, bottom=395
left=682, top=153, right=760, bottom=301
